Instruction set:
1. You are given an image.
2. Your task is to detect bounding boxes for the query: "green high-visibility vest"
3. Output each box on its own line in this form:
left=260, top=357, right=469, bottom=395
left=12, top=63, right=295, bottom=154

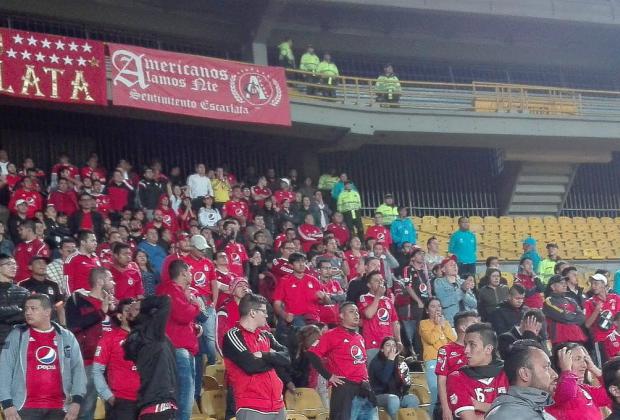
left=300, top=53, right=320, bottom=73
left=278, top=42, right=294, bottom=62
left=376, top=74, right=402, bottom=94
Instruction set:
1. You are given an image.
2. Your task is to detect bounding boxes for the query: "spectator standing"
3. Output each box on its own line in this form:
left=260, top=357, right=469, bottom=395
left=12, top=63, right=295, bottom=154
left=398, top=247, right=430, bottom=356
left=123, top=295, right=178, bottom=420
left=277, top=38, right=295, bottom=68
left=390, top=207, right=416, bottom=249
left=93, top=299, right=140, bottom=420
left=434, top=256, right=477, bottom=326
left=135, top=249, right=159, bottom=296
left=107, top=170, right=135, bottom=215
left=48, top=237, right=76, bottom=295
left=308, top=301, right=378, bottom=419
left=223, top=293, right=290, bottom=420
left=317, top=53, right=339, bottom=98
left=8, top=199, right=30, bottom=243
left=310, top=191, right=332, bottom=229
left=0, top=254, right=29, bottom=351
left=19, top=256, right=65, bottom=324
left=69, top=193, right=105, bottom=240
left=515, top=256, right=545, bottom=309
left=346, top=256, right=380, bottom=304
left=477, top=268, right=509, bottom=321
left=369, top=336, right=419, bottom=420
left=498, top=310, right=547, bottom=360
left=563, top=266, right=586, bottom=309
left=64, top=230, right=101, bottom=293
left=299, top=45, right=320, bottom=95
left=543, top=274, right=587, bottom=346
left=419, top=297, right=456, bottom=416
left=0, top=294, right=86, bottom=420
left=9, top=177, right=43, bottom=219
left=331, top=173, right=355, bottom=203
left=490, top=284, right=527, bottom=336
left=223, top=185, right=250, bottom=226
left=137, top=168, right=165, bottom=219
left=298, top=213, right=323, bottom=253
left=156, top=260, right=201, bottom=420
left=48, top=177, right=79, bottom=217
left=585, top=273, right=620, bottom=367
left=14, top=219, right=51, bottom=282
left=212, top=167, right=232, bottom=208
left=109, top=242, right=144, bottom=300
left=448, top=216, right=477, bottom=277
left=326, top=212, right=351, bottom=250
left=486, top=341, right=558, bottom=420
left=186, top=163, right=213, bottom=210
left=375, top=194, right=399, bottom=227
left=137, top=227, right=167, bottom=275
left=251, top=176, right=272, bottom=209
left=424, top=236, right=444, bottom=271
left=375, top=64, right=402, bottom=104
left=366, top=212, right=393, bottom=249
left=66, top=267, right=115, bottom=420
left=539, top=243, right=561, bottom=284
left=521, top=237, right=542, bottom=274
left=317, top=168, right=339, bottom=203
left=198, top=196, right=222, bottom=230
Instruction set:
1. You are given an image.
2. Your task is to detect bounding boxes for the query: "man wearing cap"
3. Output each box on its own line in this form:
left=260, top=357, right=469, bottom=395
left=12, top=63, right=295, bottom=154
left=585, top=273, right=620, bottom=366
left=7, top=198, right=29, bottom=243
left=434, top=255, right=476, bottom=326
left=19, top=256, right=66, bottom=324
left=217, top=276, right=250, bottom=348
left=539, top=243, right=561, bottom=284
left=14, top=219, right=51, bottom=282
left=8, top=177, right=43, bottom=219
left=543, top=274, right=587, bottom=346
left=521, top=237, right=542, bottom=274
left=376, top=194, right=398, bottom=227
left=273, top=179, right=295, bottom=210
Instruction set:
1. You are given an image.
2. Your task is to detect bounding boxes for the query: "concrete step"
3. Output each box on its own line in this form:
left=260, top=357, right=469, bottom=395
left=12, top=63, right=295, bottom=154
left=508, top=204, right=559, bottom=214
left=521, top=163, right=573, bottom=175
left=517, top=174, right=571, bottom=184
left=511, top=194, right=564, bottom=204
left=514, top=184, right=566, bottom=194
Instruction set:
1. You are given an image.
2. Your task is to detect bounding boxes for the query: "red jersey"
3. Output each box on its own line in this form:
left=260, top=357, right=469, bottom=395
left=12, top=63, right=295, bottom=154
left=52, top=163, right=80, bottom=179
left=298, top=223, right=324, bottom=253
left=186, top=255, right=216, bottom=301
left=547, top=371, right=611, bottom=420
left=224, top=242, right=248, bottom=277
left=92, top=193, right=111, bottom=217
left=223, top=200, right=250, bottom=221
left=270, top=257, right=294, bottom=281
left=80, top=166, right=106, bottom=182
left=514, top=274, right=543, bottom=309
left=365, top=225, right=392, bottom=247
left=273, top=234, right=287, bottom=253
left=325, top=223, right=350, bottom=248
left=250, top=186, right=271, bottom=207
left=319, top=279, right=344, bottom=324
left=217, top=299, right=241, bottom=350
left=24, top=328, right=64, bottom=409
left=96, top=243, right=114, bottom=266
left=357, top=293, right=398, bottom=349
left=272, top=190, right=295, bottom=208
left=14, top=238, right=51, bottom=282
left=447, top=368, right=509, bottom=418
left=273, top=273, right=322, bottom=320
left=47, top=190, right=79, bottom=217
left=94, top=328, right=140, bottom=401
left=159, top=252, right=191, bottom=286
left=604, top=330, right=620, bottom=359
left=9, top=188, right=43, bottom=218
left=159, top=207, right=179, bottom=233
left=435, top=342, right=467, bottom=376
left=309, top=326, right=368, bottom=383
left=6, top=173, right=21, bottom=191
left=108, top=263, right=144, bottom=300
left=584, top=294, right=620, bottom=341
left=64, top=252, right=102, bottom=293
left=344, top=250, right=367, bottom=281
left=215, top=269, right=236, bottom=309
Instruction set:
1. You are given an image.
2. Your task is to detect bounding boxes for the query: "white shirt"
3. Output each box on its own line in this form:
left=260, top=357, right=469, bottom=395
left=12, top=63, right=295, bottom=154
left=187, top=173, right=213, bottom=199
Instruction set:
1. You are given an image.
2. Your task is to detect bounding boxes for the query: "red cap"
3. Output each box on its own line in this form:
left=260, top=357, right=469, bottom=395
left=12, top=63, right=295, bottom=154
left=176, top=231, right=190, bottom=242
left=440, top=255, right=457, bottom=267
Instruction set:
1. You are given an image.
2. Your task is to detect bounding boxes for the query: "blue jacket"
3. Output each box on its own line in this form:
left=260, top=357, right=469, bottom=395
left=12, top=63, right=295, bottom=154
left=434, top=277, right=477, bottom=326
left=390, top=218, right=417, bottom=248
left=448, top=230, right=477, bottom=264
left=137, top=241, right=167, bottom=275
left=521, top=250, right=542, bottom=273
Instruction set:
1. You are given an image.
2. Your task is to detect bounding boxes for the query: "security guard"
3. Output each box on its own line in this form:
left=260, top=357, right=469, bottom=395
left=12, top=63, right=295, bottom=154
left=316, top=53, right=340, bottom=98
left=375, top=64, right=402, bottom=104
left=299, top=45, right=320, bottom=95
left=277, top=38, right=295, bottom=68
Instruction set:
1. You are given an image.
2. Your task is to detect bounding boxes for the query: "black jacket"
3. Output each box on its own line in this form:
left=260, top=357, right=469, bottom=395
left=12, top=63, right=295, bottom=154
left=124, top=295, right=177, bottom=410
left=137, top=179, right=164, bottom=211
left=491, top=301, right=525, bottom=336
left=369, top=355, right=410, bottom=397
left=65, top=291, right=106, bottom=362
left=0, top=282, right=29, bottom=348
left=498, top=326, right=547, bottom=360
left=69, top=210, right=105, bottom=241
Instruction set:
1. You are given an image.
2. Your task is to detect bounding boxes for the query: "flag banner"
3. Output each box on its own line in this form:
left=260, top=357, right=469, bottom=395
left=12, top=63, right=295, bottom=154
left=0, top=28, right=107, bottom=105
left=109, top=43, right=291, bottom=126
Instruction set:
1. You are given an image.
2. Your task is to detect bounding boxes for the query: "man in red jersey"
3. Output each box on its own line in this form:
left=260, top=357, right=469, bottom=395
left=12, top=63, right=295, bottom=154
left=108, top=243, right=144, bottom=300
left=270, top=241, right=296, bottom=282
left=64, top=230, right=101, bottom=293
left=91, top=179, right=111, bottom=218
left=447, top=323, right=508, bottom=419
left=358, top=270, right=401, bottom=362
left=223, top=293, right=290, bottom=420
left=436, top=311, right=480, bottom=420
left=217, top=277, right=250, bottom=349
left=8, top=178, right=43, bottom=219
left=14, top=220, right=51, bottom=282
left=156, top=260, right=201, bottom=420
left=221, top=221, right=249, bottom=277
left=273, top=253, right=327, bottom=330
left=80, top=154, right=106, bottom=183
left=0, top=294, right=86, bottom=420
left=308, top=301, right=378, bottom=419
left=316, top=259, right=346, bottom=326
left=365, top=212, right=393, bottom=249
left=93, top=298, right=140, bottom=420
left=159, top=232, right=192, bottom=286
left=514, top=257, right=545, bottom=310
left=585, top=273, right=620, bottom=367
left=326, top=212, right=351, bottom=249
left=298, top=213, right=324, bottom=253
left=48, top=178, right=79, bottom=217
left=272, top=179, right=295, bottom=209
left=223, top=185, right=250, bottom=226
left=214, top=251, right=236, bottom=309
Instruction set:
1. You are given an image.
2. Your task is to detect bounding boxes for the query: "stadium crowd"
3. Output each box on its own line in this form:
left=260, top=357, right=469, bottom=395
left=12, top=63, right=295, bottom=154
left=1, top=150, right=620, bottom=420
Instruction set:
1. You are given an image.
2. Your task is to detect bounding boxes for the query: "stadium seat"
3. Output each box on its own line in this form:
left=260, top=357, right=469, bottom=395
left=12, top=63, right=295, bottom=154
left=203, top=375, right=221, bottom=390
left=409, top=384, right=431, bottom=404
left=285, top=388, right=327, bottom=418
left=94, top=398, right=106, bottom=420
left=201, top=389, right=226, bottom=420
left=379, top=409, right=391, bottom=420
left=398, top=408, right=432, bottom=420
left=502, top=272, right=514, bottom=287
left=205, top=364, right=226, bottom=385
left=287, top=414, right=309, bottom=420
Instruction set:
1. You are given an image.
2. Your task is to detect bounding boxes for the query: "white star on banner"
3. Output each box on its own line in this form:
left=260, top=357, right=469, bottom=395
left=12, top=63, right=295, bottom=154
left=41, top=38, right=51, bottom=48
left=68, top=41, right=79, bottom=51
left=82, top=42, right=92, bottom=53
left=49, top=54, right=59, bottom=64
left=12, top=34, right=23, bottom=44
left=20, top=50, right=31, bottom=60
left=63, top=56, right=73, bottom=65
left=6, top=48, right=17, bottom=58
left=35, top=52, right=46, bottom=62
left=27, top=36, right=37, bottom=46
left=76, top=56, right=87, bottom=67
left=55, top=39, right=65, bottom=50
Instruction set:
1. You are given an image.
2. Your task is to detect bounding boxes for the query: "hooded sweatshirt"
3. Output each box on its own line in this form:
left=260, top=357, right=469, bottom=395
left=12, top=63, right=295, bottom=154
left=486, top=386, right=556, bottom=419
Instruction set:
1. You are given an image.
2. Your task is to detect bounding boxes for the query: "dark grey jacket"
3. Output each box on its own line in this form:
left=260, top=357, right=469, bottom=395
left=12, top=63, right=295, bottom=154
left=486, top=386, right=556, bottom=420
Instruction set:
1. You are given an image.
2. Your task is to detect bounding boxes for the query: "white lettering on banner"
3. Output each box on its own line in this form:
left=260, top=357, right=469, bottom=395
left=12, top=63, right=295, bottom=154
left=111, top=49, right=149, bottom=89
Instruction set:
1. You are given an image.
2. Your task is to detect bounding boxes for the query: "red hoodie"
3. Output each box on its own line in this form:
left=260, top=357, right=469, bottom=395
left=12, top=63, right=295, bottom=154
left=156, top=281, right=200, bottom=355
left=47, top=189, right=79, bottom=216
left=107, top=180, right=133, bottom=213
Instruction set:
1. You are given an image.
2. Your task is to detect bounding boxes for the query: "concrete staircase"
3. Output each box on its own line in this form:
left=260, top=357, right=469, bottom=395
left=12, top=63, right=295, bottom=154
left=507, top=162, right=578, bottom=215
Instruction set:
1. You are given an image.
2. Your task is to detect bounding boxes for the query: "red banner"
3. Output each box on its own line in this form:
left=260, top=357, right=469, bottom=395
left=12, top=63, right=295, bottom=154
left=0, top=28, right=107, bottom=105
left=108, top=44, right=291, bottom=126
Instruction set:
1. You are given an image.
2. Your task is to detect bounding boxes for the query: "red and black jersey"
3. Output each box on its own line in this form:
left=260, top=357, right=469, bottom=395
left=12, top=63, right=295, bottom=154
left=64, top=252, right=102, bottom=293
left=447, top=364, right=508, bottom=418
left=309, top=326, right=368, bottom=383
left=435, top=342, right=466, bottom=377
left=14, top=238, right=50, bottom=282
left=94, top=327, right=140, bottom=401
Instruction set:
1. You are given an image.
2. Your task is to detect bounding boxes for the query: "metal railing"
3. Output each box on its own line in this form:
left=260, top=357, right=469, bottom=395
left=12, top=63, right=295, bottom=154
left=285, top=69, right=620, bottom=120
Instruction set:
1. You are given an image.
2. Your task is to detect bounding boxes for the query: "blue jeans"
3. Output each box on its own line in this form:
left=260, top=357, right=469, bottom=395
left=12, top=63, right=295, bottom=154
left=78, top=364, right=97, bottom=420
left=350, top=396, right=378, bottom=420
left=401, top=320, right=417, bottom=353
left=425, top=360, right=438, bottom=415
left=376, top=394, right=420, bottom=420
left=175, top=349, right=196, bottom=420
left=198, top=305, right=217, bottom=365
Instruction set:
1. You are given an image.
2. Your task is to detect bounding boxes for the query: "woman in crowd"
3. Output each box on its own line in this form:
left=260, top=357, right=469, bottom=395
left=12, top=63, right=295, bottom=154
left=135, top=249, right=159, bottom=296
left=477, top=268, right=509, bottom=321
left=369, top=336, right=420, bottom=420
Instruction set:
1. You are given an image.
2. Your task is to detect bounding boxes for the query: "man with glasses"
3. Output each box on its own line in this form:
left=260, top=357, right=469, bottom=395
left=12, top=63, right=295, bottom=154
left=223, top=293, right=290, bottom=420
left=270, top=241, right=297, bottom=281
left=0, top=253, right=29, bottom=352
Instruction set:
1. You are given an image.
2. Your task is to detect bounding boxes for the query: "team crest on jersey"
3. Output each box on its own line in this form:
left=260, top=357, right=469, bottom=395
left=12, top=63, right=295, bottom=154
left=308, top=282, right=314, bottom=289
left=450, top=393, right=457, bottom=404
left=231, top=253, right=241, bottom=263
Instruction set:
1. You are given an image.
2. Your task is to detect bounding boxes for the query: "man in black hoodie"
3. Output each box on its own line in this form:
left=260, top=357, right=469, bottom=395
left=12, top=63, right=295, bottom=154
left=137, top=168, right=165, bottom=221
left=124, top=295, right=177, bottom=420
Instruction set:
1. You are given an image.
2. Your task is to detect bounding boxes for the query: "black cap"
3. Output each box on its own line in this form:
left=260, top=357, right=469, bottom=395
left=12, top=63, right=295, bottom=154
left=548, top=275, right=566, bottom=287
left=546, top=243, right=558, bottom=249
